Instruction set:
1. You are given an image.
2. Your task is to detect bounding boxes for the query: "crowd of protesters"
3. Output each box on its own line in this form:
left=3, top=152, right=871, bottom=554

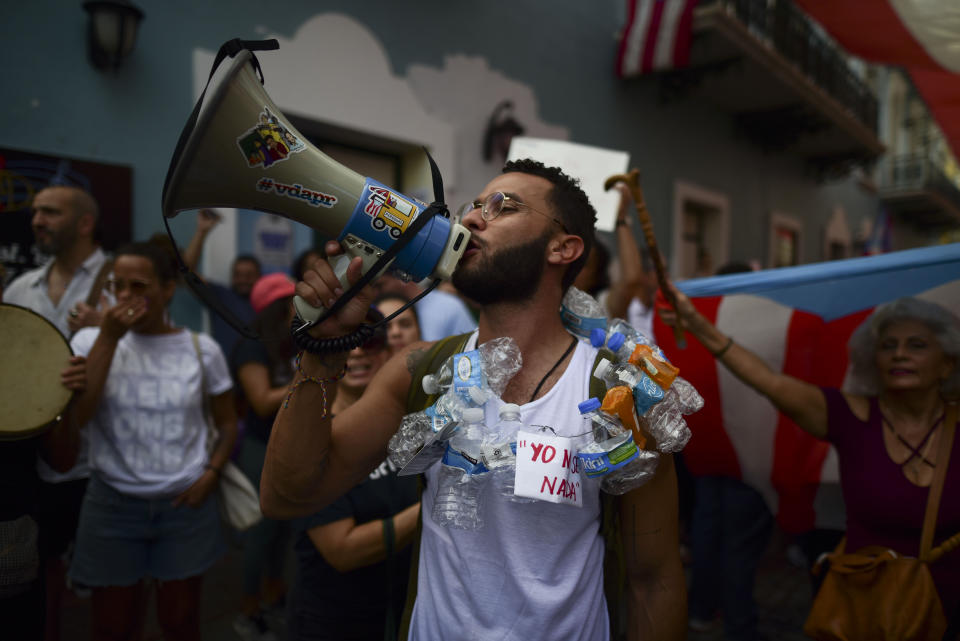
left=2, top=177, right=958, bottom=641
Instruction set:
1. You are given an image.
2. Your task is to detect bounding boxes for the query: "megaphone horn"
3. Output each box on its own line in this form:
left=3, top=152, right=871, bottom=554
left=162, top=47, right=469, bottom=326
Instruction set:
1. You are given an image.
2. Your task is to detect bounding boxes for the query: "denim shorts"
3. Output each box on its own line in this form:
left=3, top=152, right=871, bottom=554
left=69, top=475, right=225, bottom=587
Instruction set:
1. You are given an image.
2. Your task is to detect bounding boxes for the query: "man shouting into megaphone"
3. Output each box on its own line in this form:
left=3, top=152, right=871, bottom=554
left=261, top=159, right=686, bottom=641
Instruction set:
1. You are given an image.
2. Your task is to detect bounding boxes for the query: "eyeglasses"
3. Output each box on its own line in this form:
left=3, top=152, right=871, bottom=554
left=456, top=191, right=568, bottom=233
left=104, top=278, right=152, bottom=295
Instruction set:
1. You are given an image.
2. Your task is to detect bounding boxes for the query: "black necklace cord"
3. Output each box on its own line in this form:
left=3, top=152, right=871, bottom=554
left=880, top=408, right=944, bottom=469
left=528, top=337, right=578, bottom=403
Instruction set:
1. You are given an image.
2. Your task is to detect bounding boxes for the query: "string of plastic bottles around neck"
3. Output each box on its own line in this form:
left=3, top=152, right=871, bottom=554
left=387, top=287, right=704, bottom=531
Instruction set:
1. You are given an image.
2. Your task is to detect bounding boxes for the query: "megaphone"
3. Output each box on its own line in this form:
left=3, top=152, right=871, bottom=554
left=162, top=47, right=469, bottom=326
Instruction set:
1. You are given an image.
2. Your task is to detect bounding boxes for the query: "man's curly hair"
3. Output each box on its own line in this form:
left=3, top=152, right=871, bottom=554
left=502, top=159, right=597, bottom=290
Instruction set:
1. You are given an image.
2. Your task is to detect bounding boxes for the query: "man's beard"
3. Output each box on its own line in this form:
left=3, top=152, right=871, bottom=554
left=34, top=219, right=79, bottom=256
left=452, top=230, right=551, bottom=305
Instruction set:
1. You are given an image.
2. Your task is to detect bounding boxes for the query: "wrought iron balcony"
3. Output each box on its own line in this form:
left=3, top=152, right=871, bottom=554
left=659, top=0, right=883, bottom=174
left=878, top=154, right=960, bottom=227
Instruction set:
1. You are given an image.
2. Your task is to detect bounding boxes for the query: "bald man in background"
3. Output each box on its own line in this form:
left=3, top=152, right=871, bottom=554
left=3, top=184, right=109, bottom=641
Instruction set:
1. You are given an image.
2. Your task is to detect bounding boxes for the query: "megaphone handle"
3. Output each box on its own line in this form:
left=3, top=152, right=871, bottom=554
left=292, top=253, right=354, bottom=324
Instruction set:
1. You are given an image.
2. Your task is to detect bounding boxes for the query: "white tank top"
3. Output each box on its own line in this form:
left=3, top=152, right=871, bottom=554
left=411, top=334, right=609, bottom=641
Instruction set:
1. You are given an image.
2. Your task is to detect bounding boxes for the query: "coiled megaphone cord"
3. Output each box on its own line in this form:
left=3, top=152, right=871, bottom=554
left=291, top=278, right=442, bottom=355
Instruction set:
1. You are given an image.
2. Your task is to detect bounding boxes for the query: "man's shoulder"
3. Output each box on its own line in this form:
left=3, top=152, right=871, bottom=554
left=3, top=264, right=47, bottom=302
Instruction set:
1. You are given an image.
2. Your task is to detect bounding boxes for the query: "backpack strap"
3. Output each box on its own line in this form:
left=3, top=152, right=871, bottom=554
left=397, top=333, right=472, bottom=641
left=588, top=351, right=628, bottom=640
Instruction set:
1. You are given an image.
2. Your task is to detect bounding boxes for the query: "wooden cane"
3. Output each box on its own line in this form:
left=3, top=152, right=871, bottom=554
left=604, top=169, right=686, bottom=348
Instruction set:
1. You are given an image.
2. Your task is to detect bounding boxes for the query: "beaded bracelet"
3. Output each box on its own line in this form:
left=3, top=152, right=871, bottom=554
left=282, top=351, right=347, bottom=414
left=712, top=336, right=735, bottom=359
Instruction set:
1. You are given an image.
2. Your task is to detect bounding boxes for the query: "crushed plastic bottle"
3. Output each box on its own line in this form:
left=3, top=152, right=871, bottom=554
left=576, top=398, right=659, bottom=495
left=560, top=286, right=607, bottom=342
left=432, top=408, right=490, bottom=529
left=391, top=338, right=522, bottom=470
left=387, top=410, right=433, bottom=469
left=480, top=403, right=534, bottom=503
left=642, top=377, right=703, bottom=453
left=607, top=318, right=654, bottom=349
left=422, top=337, right=522, bottom=398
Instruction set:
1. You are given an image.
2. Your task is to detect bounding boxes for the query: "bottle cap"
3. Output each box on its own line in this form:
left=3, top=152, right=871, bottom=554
left=422, top=374, right=439, bottom=395
left=608, top=332, right=625, bottom=353
left=593, top=358, right=612, bottom=380
left=589, top=328, right=607, bottom=348
left=499, top=403, right=522, bottom=420
left=578, top=398, right=601, bottom=414
left=467, top=386, right=490, bottom=405
left=462, top=407, right=484, bottom=424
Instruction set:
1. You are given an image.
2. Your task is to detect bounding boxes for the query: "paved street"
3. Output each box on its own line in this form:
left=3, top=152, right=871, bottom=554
left=59, top=523, right=816, bottom=641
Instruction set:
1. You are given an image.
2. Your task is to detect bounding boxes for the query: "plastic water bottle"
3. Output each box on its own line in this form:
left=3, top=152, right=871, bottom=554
left=594, top=357, right=664, bottom=416
left=387, top=410, right=433, bottom=468
left=560, top=286, right=607, bottom=342
left=605, top=333, right=678, bottom=390
left=607, top=318, right=654, bottom=348
left=481, top=404, right=533, bottom=503
left=432, top=408, right=490, bottom=529
left=577, top=398, right=659, bottom=495
left=643, top=377, right=702, bottom=453
left=594, top=357, right=644, bottom=389
left=423, top=337, right=522, bottom=398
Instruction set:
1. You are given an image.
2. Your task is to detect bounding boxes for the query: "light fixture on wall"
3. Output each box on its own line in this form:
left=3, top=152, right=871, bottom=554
left=82, top=0, right=144, bottom=71
left=483, top=100, right=525, bottom=163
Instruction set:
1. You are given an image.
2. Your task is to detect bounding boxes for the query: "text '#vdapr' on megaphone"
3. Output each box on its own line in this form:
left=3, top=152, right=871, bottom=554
left=162, top=48, right=470, bottom=323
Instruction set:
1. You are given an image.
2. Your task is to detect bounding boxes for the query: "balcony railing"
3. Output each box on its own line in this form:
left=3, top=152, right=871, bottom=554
left=700, top=0, right=878, bottom=134
left=879, top=154, right=960, bottom=225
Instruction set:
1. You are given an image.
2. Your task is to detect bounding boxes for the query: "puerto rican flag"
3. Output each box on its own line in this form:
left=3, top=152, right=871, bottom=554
left=616, top=0, right=699, bottom=77
left=653, top=243, right=960, bottom=533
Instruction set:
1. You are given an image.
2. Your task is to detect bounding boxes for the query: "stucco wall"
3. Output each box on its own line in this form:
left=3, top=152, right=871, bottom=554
left=2, top=0, right=881, bottom=328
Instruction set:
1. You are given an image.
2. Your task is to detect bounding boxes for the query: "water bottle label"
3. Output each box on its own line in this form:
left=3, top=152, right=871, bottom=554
left=577, top=436, right=640, bottom=478
left=560, top=304, right=607, bottom=341
left=632, top=376, right=664, bottom=416
left=480, top=441, right=516, bottom=468
left=514, top=431, right=583, bottom=507
left=441, top=443, right=489, bottom=475
left=452, top=350, right=485, bottom=403
left=425, top=405, right=454, bottom=434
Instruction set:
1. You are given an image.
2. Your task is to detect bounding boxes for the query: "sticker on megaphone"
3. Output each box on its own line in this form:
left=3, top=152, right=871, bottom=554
left=293, top=176, right=469, bottom=325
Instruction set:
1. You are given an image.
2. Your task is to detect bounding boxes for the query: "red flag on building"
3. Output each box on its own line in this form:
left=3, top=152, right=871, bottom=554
left=617, top=0, right=699, bottom=77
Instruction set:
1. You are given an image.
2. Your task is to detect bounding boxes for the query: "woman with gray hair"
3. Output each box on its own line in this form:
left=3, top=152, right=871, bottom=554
left=660, top=292, right=960, bottom=638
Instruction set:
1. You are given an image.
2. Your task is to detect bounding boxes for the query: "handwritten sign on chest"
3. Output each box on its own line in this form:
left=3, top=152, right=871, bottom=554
left=514, top=430, right=582, bottom=507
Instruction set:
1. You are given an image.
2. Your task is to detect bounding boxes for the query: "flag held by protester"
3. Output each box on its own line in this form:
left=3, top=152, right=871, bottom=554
left=653, top=243, right=960, bottom=533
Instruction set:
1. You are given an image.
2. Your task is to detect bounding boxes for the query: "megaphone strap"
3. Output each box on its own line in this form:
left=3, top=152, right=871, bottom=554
left=291, top=277, right=443, bottom=355
left=162, top=39, right=279, bottom=201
